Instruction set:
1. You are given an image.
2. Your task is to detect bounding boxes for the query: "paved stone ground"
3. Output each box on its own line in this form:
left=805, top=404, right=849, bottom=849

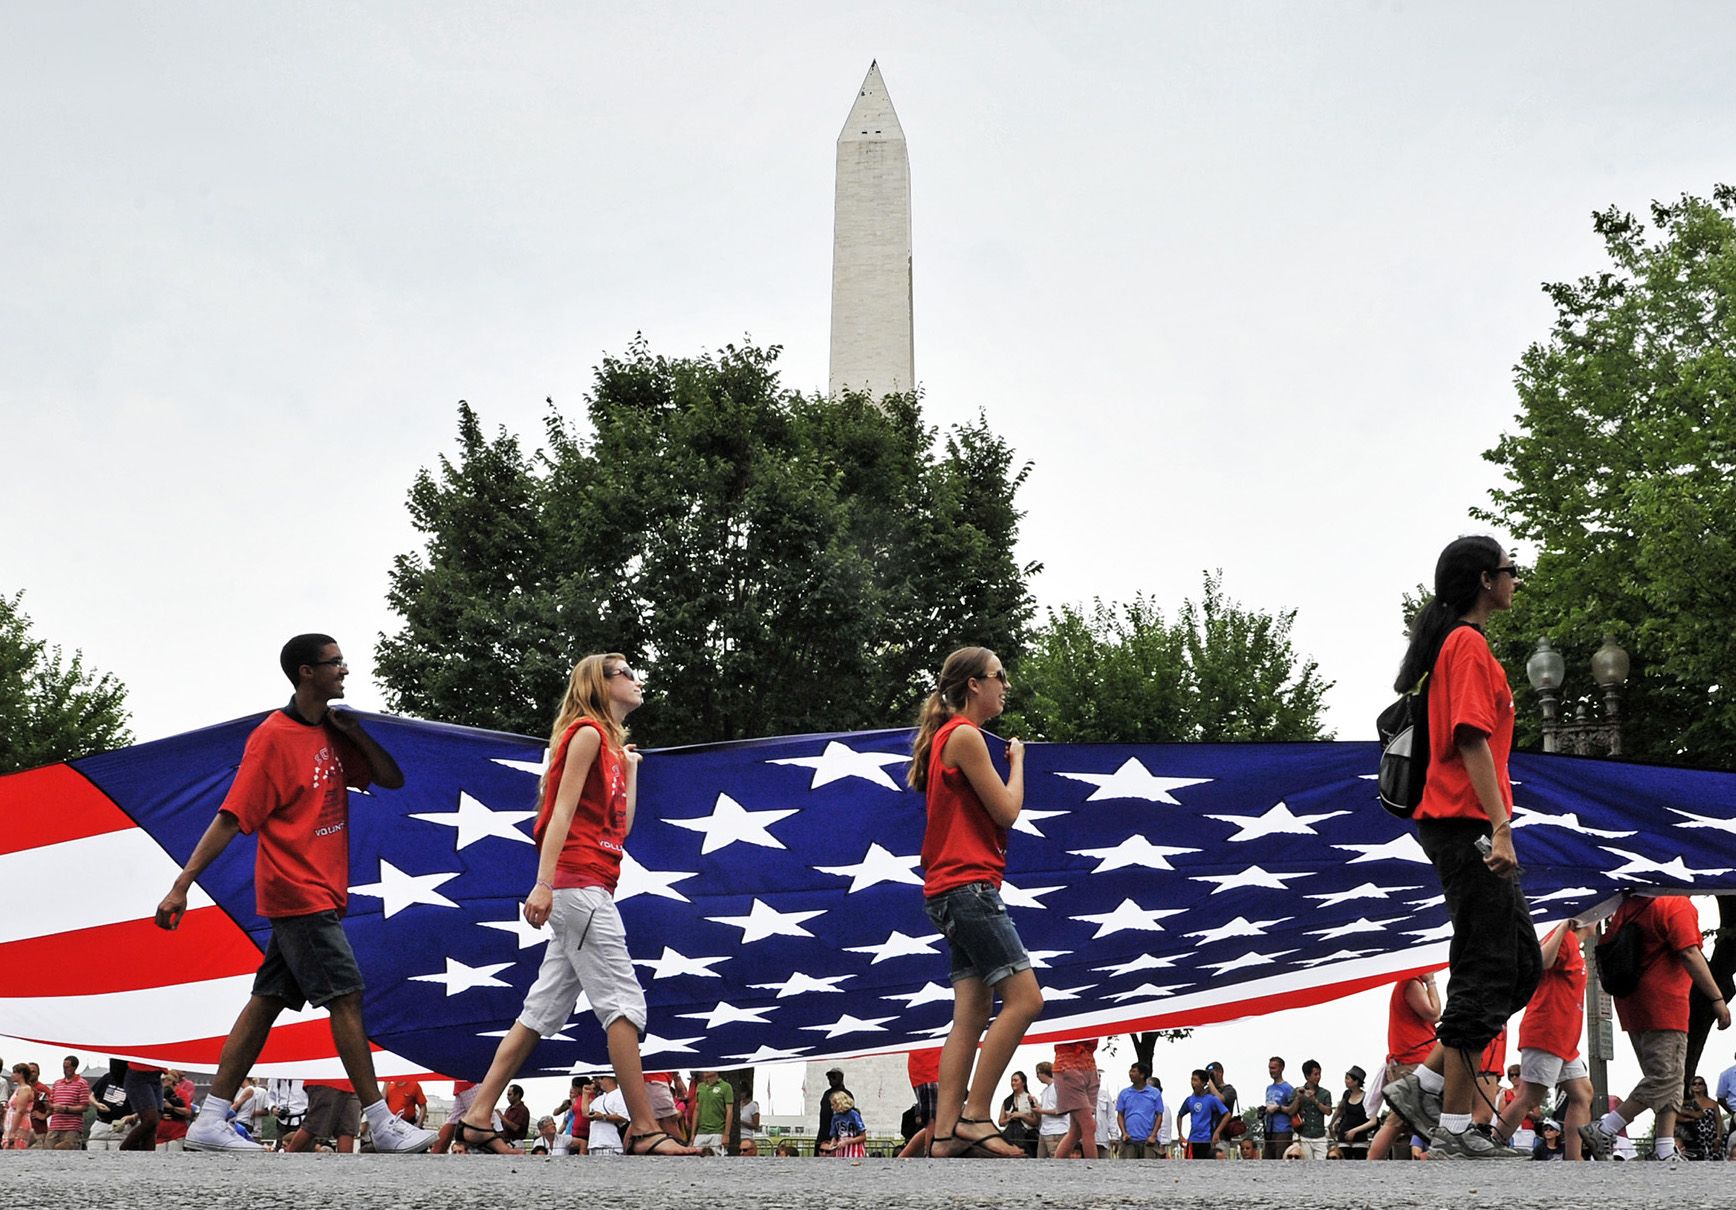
left=2, top=1153, right=1733, bottom=1209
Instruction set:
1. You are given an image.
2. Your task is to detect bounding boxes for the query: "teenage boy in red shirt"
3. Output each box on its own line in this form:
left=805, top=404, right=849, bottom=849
left=155, top=634, right=436, bottom=1154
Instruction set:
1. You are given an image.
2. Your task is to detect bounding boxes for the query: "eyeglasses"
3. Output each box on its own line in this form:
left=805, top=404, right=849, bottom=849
left=310, top=658, right=348, bottom=669
left=604, top=666, right=640, bottom=682
left=974, top=669, right=1009, bottom=684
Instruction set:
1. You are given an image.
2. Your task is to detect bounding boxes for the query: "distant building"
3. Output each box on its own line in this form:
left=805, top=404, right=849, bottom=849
left=801, top=1052, right=912, bottom=1145
left=828, top=61, right=914, bottom=400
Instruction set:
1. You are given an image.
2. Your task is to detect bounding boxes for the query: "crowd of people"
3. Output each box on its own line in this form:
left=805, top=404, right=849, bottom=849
left=7, top=538, right=1727, bottom=1167
left=8, top=1035, right=1735, bottom=1162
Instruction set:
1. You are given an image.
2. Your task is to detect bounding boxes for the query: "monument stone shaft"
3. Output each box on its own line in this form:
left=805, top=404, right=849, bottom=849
left=828, top=61, right=914, bottom=400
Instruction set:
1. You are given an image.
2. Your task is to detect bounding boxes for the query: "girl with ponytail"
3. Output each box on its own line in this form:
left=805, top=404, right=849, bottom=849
left=1381, top=538, right=1544, bottom=1160
left=911, top=647, right=1043, bottom=1158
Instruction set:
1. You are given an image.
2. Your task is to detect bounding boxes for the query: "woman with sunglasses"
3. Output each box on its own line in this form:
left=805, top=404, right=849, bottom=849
left=908, top=646, right=1043, bottom=1158
left=1381, top=537, right=1544, bottom=1161
left=1676, top=1076, right=1726, bottom=1160
left=452, top=655, right=696, bottom=1158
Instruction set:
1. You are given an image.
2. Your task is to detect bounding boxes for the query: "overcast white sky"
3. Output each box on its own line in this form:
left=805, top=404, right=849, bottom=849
left=5, top=2, right=1731, bottom=1119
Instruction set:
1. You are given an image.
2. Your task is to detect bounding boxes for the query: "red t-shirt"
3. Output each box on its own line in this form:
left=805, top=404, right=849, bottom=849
left=1387, top=976, right=1436, bottom=1063
left=1519, top=925, right=1586, bottom=1060
left=1416, top=627, right=1514, bottom=822
left=219, top=710, right=370, bottom=917
left=383, top=1079, right=425, bottom=1121
left=1611, top=896, right=1703, bottom=1033
left=1479, top=1027, right=1508, bottom=1075
left=532, top=719, right=629, bottom=894
left=907, top=1048, right=941, bottom=1087
left=157, top=1076, right=195, bottom=1142
left=921, top=717, right=1008, bottom=896
left=1053, top=1039, right=1098, bottom=1072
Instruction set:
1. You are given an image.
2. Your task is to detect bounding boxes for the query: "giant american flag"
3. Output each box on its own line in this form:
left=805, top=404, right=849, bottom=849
left=4, top=711, right=1736, bottom=1078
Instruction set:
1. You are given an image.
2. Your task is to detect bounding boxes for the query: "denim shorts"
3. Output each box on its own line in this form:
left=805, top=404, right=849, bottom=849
left=253, top=910, right=366, bottom=1011
left=924, top=882, right=1031, bottom=988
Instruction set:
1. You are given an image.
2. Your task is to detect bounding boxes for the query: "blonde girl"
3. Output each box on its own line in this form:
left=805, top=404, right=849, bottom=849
left=453, top=655, right=696, bottom=1157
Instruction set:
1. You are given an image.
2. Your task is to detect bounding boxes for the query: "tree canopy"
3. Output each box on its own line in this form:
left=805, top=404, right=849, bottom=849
left=1477, top=185, right=1736, bottom=768
left=377, top=338, right=1039, bottom=744
left=0, top=590, right=132, bottom=773
left=1008, top=572, right=1332, bottom=743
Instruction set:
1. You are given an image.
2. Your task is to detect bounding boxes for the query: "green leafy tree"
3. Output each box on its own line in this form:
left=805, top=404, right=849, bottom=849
left=1009, top=572, right=1332, bottom=743
left=377, top=337, right=1038, bottom=744
left=374, top=401, right=577, bottom=735
left=0, top=590, right=132, bottom=773
left=1008, top=573, right=1330, bottom=1060
left=1477, top=185, right=1736, bottom=767
left=1473, top=185, right=1736, bottom=1097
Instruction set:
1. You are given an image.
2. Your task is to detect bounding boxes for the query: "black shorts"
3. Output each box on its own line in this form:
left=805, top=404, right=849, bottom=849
left=123, top=1069, right=163, bottom=1115
left=253, top=910, right=365, bottom=1010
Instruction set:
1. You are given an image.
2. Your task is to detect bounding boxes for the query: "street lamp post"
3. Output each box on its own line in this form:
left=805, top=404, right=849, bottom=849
left=1524, top=633, right=1630, bottom=1114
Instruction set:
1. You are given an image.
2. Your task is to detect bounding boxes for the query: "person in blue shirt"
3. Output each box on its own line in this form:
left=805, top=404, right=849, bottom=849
left=1262, top=1056, right=1296, bottom=1160
left=1177, top=1069, right=1229, bottom=1160
left=1115, top=1063, right=1164, bottom=1160
left=1717, top=1052, right=1736, bottom=1118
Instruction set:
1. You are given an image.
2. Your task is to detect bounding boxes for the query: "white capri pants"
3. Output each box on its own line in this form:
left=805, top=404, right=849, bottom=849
left=517, top=886, right=648, bottom=1039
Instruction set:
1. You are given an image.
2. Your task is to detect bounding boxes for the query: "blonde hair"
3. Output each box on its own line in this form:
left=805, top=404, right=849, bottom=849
left=829, top=1090, right=855, bottom=1112
left=539, top=653, right=630, bottom=799
left=907, top=646, right=996, bottom=791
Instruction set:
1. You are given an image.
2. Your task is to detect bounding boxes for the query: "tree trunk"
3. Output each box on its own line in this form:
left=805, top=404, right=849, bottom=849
left=1129, top=1032, right=1157, bottom=1071
left=724, top=1069, right=755, bottom=1156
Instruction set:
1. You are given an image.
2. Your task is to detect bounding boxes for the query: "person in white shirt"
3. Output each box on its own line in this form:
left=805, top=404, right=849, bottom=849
left=1095, top=1071, right=1121, bottom=1158
left=534, top=1115, right=572, bottom=1156
left=1035, top=1062, right=1070, bottom=1158
left=589, top=1075, right=626, bottom=1155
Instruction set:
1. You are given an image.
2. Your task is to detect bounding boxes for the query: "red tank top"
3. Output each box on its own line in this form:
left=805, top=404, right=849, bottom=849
left=921, top=716, right=1009, bottom=897
left=1387, top=976, right=1436, bottom=1063
left=532, top=718, right=628, bottom=893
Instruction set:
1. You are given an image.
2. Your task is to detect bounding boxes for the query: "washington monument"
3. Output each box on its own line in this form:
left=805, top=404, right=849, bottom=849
left=828, top=61, right=914, bottom=399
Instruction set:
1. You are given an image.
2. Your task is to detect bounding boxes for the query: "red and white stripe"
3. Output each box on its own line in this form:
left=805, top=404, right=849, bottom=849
left=0, top=765, right=425, bottom=1077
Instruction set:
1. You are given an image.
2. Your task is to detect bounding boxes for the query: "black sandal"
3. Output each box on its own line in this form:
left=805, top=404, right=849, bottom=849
left=952, top=1118, right=1024, bottom=1158
left=454, top=1120, right=519, bottom=1155
left=626, top=1130, right=693, bottom=1157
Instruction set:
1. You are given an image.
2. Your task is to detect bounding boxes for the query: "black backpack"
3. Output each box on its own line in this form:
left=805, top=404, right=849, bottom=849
left=1375, top=680, right=1431, bottom=818
left=1595, top=909, right=1647, bottom=997
left=1375, top=621, right=1472, bottom=818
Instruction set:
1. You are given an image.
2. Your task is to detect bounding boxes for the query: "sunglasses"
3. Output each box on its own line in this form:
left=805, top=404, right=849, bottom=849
left=604, top=666, right=640, bottom=682
left=974, top=669, right=1009, bottom=684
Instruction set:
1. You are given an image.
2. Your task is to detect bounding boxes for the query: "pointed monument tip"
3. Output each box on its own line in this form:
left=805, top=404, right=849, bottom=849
left=840, top=58, right=903, bottom=142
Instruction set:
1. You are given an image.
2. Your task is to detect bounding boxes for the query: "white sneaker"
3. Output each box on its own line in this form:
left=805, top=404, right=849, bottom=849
left=185, top=1116, right=267, bottom=1153
left=369, top=1113, right=437, bottom=1154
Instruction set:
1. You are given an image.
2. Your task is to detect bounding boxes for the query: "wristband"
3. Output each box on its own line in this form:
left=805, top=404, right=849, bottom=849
left=535, top=878, right=553, bottom=890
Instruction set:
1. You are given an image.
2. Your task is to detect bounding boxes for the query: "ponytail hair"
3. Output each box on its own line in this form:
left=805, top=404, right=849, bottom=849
left=907, top=646, right=996, bottom=791
left=1393, top=536, right=1506, bottom=692
left=539, top=653, right=630, bottom=800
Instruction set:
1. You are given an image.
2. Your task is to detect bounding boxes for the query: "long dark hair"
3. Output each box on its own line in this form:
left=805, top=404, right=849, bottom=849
left=907, top=646, right=997, bottom=791
left=1393, top=536, right=1505, bottom=692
